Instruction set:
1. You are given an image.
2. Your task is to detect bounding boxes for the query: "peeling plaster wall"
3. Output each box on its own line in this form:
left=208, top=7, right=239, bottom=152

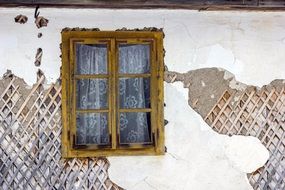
left=109, top=83, right=269, bottom=190
left=1, top=7, right=285, bottom=189
left=164, top=68, right=285, bottom=189
left=1, top=8, right=285, bottom=86
left=164, top=68, right=285, bottom=119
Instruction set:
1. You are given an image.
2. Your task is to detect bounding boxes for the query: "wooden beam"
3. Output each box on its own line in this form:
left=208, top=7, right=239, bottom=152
left=1, top=0, right=285, bottom=11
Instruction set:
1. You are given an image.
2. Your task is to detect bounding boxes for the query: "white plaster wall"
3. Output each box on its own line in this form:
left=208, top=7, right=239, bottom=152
left=1, top=8, right=285, bottom=86
left=0, top=7, right=281, bottom=189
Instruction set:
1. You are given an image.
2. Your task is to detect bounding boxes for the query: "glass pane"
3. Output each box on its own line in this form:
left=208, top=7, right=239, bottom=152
left=119, top=112, right=151, bottom=144
left=76, top=79, right=108, bottom=109
left=119, top=78, right=150, bottom=109
left=76, top=113, right=109, bottom=145
left=119, top=44, right=150, bottom=74
left=76, top=44, right=107, bottom=74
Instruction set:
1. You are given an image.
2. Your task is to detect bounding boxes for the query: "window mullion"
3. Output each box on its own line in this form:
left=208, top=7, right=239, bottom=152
left=110, top=38, right=117, bottom=149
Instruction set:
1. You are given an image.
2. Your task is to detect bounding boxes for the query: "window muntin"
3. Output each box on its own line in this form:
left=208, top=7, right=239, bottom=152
left=62, top=31, right=164, bottom=157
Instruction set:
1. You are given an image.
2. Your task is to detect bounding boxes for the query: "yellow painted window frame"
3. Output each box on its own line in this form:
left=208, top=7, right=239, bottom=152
left=61, top=30, right=164, bottom=158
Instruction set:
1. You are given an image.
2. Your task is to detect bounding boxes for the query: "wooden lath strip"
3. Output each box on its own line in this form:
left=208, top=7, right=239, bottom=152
left=0, top=76, right=44, bottom=150
left=0, top=76, right=123, bottom=190
left=257, top=128, right=285, bottom=188
left=1, top=85, right=20, bottom=109
left=76, top=158, right=95, bottom=189
left=204, top=90, right=232, bottom=124
left=25, top=84, right=58, bottom=127
left=0, top=85, right=20, bottom=130
left=20, top=86, right=45, bottom=125
left=209, top=91, right=235, bottom=132
left=0, top=77, right=16, bottom=100
left=34, top=91, right=62, bottom=162
left=41, top=122, right=64, bottom=188
left=1, top=84, right=55, bottom=186
left=15, top=75, right=45, bottom=119
left=41, top=129, right=63, bottom=188
left=236, top=91, right=266, bottom=135
left=204, top=85, right=285, bottom=190
left=13, top=86, right=62, bottom=188
left=220, top=91, right=256, bottom=134
left=0, top=82, right=20, bottom=118
left=243, top=90, right=276, bottom=136
left=259, top=88, right=284, bottom=144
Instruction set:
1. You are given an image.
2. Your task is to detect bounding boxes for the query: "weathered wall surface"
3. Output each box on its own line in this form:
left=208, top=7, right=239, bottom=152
left=1, top=7, right=285, bottom=190
left=164, top=69, right=285, bottom=189
left=1, top=8, right=285, bottom=87
left=0, top=74, right=121, bottom=189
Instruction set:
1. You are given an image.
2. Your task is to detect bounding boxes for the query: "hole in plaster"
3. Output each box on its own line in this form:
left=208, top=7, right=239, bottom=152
left=3, top=70, right=13, bottom=79
left=14, top=14, right=28, bottom=24
left=35, top=48, right=43, bottom=67
left=35, top=16, right=49, bottom=28
left=34, top=6, right=49, bottom=29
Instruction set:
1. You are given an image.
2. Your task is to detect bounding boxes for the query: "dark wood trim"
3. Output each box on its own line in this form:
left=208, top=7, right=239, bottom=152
left=1, top=1, right=285, bottom=11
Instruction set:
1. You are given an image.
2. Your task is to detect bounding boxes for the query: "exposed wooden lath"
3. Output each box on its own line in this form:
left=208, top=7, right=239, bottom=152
left=205, top=88, right=285, bottom=189
left=0, top=75, right=122, bottom=190
left=1, top=0, right=285, bottom=11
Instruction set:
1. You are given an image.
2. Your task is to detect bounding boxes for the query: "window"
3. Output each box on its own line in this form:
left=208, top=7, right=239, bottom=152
left=61, top=30, right=164, bottom=157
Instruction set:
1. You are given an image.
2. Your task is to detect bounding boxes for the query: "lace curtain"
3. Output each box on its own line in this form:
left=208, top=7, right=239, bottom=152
left=76, top=43, right=151, bottom=145
left=76, top=44, right=109, bottom=145
left=118, top=44, right=151, bottom=144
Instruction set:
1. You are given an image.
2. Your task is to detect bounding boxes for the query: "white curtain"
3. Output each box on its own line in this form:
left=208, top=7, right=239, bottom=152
left=119, top=44, right=151, bottom=144
left=75, top=43, right=151, bottom=145
left=76, top=44, right=109, bottom=145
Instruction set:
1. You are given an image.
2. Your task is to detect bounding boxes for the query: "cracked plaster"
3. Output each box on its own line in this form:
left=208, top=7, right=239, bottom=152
left=0, top=71, right=270, bottom=190
left=0, top=7, right=284, bottom=190
left=1, top=8, right=285, bottom=86
left=165, top=68, right=285, bottom=119
left=108, top=82, right=269, bottom=190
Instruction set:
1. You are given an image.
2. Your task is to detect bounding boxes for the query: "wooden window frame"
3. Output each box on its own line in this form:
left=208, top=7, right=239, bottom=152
left=61, top=30, right=164, bottom=158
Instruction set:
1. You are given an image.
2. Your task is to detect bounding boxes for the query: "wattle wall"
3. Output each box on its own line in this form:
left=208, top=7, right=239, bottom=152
left=1, top=7, right=284, bottom=189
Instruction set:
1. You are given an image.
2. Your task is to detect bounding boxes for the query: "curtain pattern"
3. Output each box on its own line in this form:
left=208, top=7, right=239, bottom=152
left=76, top=113, right=109, bottom=145
left=76, top=44, right=107, bottom=75
left=75, top=43, right=151, bottom=145
left=118, top=44, right=151, bottom=144
left=76, top=44, right=109, bottom=145
left=119, top=44, right=150, bottom=74
left=119, top=112, right=151, bottom=144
